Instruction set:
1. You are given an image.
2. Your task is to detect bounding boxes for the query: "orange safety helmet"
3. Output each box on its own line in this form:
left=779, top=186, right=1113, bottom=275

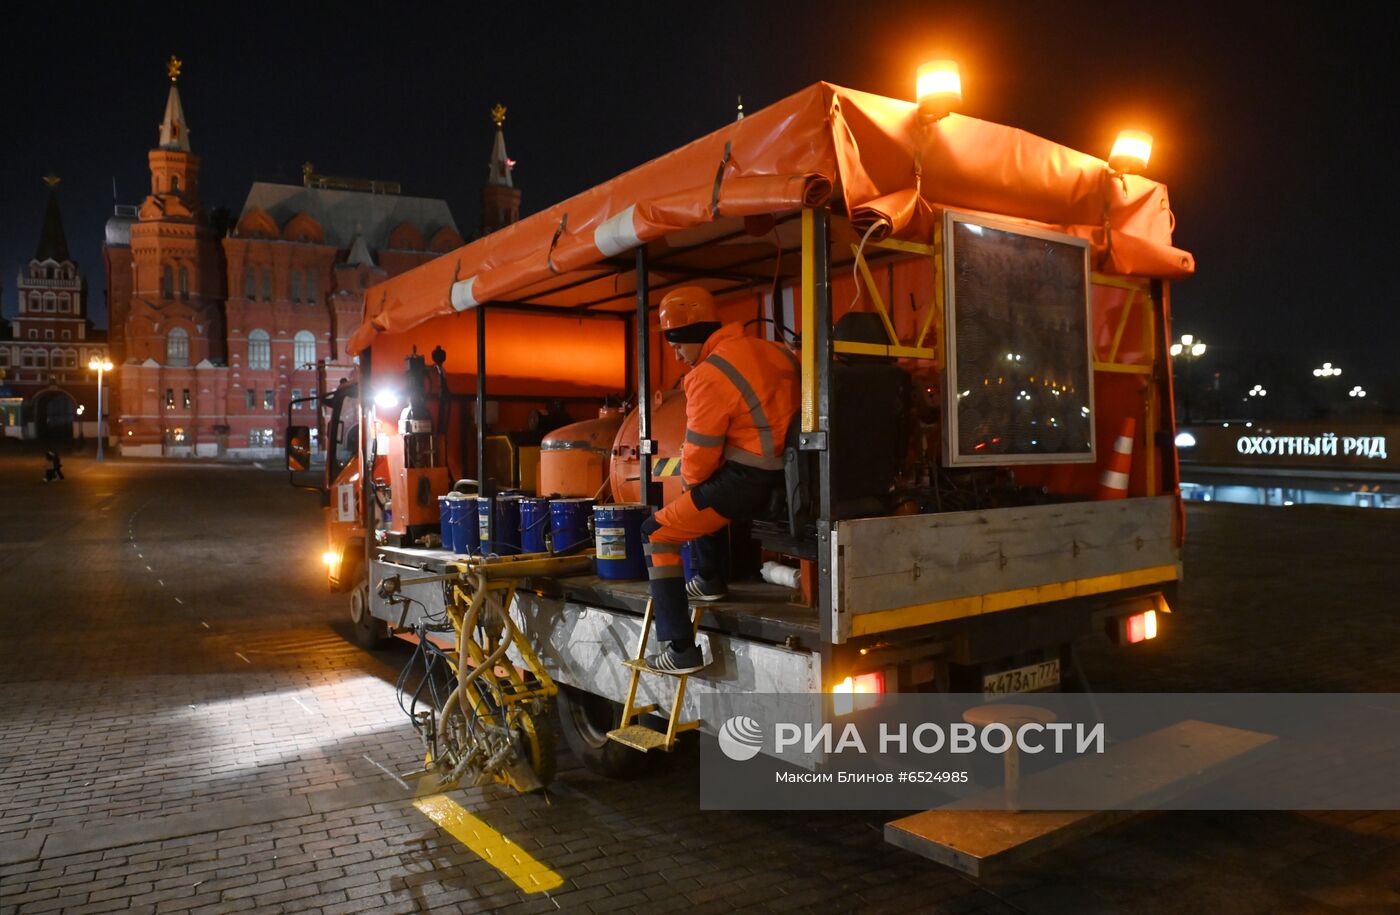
left=658, top=286, right=719, bottom=333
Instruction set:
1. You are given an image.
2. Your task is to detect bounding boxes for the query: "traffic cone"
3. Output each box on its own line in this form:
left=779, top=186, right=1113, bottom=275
left=1096, top=417, right=1136, bottom=500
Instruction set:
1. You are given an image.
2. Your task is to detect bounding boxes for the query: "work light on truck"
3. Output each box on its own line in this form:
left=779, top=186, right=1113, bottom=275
left=1109, top=129, right=1153, bottom=175
left=372, top=387, right=400, bottom=411
left=916, top=59, right=961, bottom=122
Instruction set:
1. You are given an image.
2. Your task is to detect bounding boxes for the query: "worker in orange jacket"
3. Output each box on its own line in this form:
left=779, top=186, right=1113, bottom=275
left=641, top=286, right=800, bottom=673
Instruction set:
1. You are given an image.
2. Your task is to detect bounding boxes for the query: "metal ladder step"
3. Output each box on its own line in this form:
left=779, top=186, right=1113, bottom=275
left=606, top=598, right=702, bottom=753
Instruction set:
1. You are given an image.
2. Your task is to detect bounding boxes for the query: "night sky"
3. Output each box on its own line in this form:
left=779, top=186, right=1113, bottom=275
left=4, top=2, right=1394, bottom=407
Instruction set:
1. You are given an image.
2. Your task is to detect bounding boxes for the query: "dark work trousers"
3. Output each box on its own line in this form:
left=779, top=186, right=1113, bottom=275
left=641, top=462, right=782, bottom=643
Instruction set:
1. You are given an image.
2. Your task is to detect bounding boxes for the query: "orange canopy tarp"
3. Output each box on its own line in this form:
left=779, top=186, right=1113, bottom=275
left=349, top=82, right=1193, bottom=354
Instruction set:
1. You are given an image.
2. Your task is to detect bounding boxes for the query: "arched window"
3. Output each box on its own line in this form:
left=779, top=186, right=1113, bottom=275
left=290, top=270, right=302, bottom=303
left=171, top=175, right=180, bottom=193
left=166, top=328, right=190, bottom=367
left=306, top=271, right=317, bottom=303
left=293, top=331, right=316, bottom=367
left=247, top=329, right=271, bottom=370
left=244, top=266, right=256, bottom=299
left=261, top=270, right=272, bottom=302
left=34, top=350, right=48, bottom=369
left=58, top=294, right=70, bottom=313
left=179, top=266, right=189, bottom=299
left=162, top=265, right=173, bottom=299
left=43, top=293, right=56, bottom=312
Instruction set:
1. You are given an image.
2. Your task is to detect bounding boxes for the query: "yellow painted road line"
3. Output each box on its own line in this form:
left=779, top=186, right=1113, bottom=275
left=413, top=794, right=564, bottom=893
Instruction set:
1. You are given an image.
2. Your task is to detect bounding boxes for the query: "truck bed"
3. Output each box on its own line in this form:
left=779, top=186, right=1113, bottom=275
left=375, top=546, right=820, bottom=647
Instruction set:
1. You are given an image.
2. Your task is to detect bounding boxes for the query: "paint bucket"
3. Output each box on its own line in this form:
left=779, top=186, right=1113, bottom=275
left=549, top=498, right=594, bottom=554
left=457, top=494, right=481, bottom=555
left=438, top=495, right=453, bottom=551
left=479, top=494, right=522, bottom=556
left=593, top=503, right=649, bottom=580
left=443, top=493, right=475, bottom=555
left=518, top=497, right=551, bottom=553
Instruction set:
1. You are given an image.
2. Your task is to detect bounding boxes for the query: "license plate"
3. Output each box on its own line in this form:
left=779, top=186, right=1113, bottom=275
left=982, top=659, right=1061, bottom=698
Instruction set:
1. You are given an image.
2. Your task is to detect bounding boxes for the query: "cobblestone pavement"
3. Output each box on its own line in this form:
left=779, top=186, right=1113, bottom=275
left=1, top=450, right=1398, bottom=914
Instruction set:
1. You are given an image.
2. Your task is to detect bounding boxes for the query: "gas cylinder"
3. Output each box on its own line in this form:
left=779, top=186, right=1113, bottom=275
left=538, top=406, right=625, bottom=498
left=609, top=389, right=688, bottom=505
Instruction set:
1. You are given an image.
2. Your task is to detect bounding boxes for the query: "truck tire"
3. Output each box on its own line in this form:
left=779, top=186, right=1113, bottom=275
left=556, top=685, right=650, bottom=779
left=348, top=583, right=387, bottom=649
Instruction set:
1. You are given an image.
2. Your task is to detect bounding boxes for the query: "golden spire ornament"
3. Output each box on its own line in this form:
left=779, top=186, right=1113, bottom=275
left=167, top=55, right=183, bottom=83
left=43, top=174, right=61, bottom=188
left=491, top=104, right=507, bottom=127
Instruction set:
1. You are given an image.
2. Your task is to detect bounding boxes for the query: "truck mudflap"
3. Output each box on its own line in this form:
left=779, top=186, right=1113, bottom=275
left=833, top=495, right=1179, bottom=642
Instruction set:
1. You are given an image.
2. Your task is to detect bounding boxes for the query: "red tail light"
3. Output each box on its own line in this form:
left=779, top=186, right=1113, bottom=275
left=1125, top=609, right=1158, bottom=644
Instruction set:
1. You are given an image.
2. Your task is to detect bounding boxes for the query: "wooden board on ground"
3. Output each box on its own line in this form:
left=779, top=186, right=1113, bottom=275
left=884, top=720, right=1276, bottom=877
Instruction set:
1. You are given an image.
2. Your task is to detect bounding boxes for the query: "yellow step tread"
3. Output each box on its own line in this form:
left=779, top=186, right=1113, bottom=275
left=607, top=725, right=674, bottom=752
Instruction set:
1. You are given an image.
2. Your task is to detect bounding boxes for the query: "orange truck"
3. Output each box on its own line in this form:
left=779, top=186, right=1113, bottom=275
left=295, top=75, right=1193, bottom=781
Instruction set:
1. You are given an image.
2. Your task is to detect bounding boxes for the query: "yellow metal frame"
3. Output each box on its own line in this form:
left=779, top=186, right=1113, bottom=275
left=1089, top=274, right=1162, bottom=496
left=801, top=211, right=942, bottom=433
left=608, top=598, right=702, bottom=752
left=421, top=552, right=590, bottom=792
left=848, top=564, right=1180, bottom=637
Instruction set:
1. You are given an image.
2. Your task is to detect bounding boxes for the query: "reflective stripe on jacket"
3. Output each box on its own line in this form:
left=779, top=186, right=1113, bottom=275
left=680, top=322, right=800, bottom=486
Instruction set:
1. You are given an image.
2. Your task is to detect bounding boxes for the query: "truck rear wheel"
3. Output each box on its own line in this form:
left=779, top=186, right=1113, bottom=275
left=556, top=685, right=650, bottom=779
left=348, top=583, right=387, bottom=648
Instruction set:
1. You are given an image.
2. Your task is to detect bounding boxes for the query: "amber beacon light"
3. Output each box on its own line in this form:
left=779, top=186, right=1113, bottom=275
left=916, top=60, right=962, bottom=121
left=1108, top=129, right=1153, bottom=175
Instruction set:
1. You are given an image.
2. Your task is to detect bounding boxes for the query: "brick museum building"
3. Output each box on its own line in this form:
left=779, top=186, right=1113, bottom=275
left=103, top=63, right=492, bottom=457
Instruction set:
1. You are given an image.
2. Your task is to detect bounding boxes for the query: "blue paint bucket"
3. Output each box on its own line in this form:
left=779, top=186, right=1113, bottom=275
left=443, top=493, right=474, bottom=555
left=518, top=497, right=551, bottom=553
left=438, top=495, right=453, bottom=550
left=593, top=503, right=649, bottom=580
left=457, top=495, right=481, bottom=555
left=479, top=494, right=522, bottom=556
left=549, top=498, right=594, bottom=553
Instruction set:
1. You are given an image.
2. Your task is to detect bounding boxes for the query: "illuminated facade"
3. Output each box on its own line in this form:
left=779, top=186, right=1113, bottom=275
left=106, top=64, right=464, bottom=457
left=1, top=178, right=108, bottom=439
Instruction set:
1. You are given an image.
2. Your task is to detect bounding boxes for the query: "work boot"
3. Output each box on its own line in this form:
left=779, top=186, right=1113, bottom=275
left=645, top=642, right=706, bottom=675
left=685, top=575, right=727, bottom=603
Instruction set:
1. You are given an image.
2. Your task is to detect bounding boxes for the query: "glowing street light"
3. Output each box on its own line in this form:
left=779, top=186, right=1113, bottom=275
left=1168, top=334, right=1207, bottom=422
left=1248, top=384, right=1267, bottom=398
left=1312, top=362, right=1342, bottom=378
left=1349, top=385, right=1367, bottom=398
left=88, top=356, right=115, bottom=462
left=1169, top=333, right=1207, bottom=358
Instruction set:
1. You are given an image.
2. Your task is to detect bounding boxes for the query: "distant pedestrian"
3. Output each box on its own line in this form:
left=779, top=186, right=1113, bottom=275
left=44, top=450, right=64, bottom=482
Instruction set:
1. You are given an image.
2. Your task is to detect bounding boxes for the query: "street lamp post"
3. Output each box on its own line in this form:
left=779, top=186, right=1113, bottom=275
left=1312, top=362, right=1342, bottom=416
left=88, top=357, right=114, bottom=462
left=1169, top=334, right=1207, bottom=423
